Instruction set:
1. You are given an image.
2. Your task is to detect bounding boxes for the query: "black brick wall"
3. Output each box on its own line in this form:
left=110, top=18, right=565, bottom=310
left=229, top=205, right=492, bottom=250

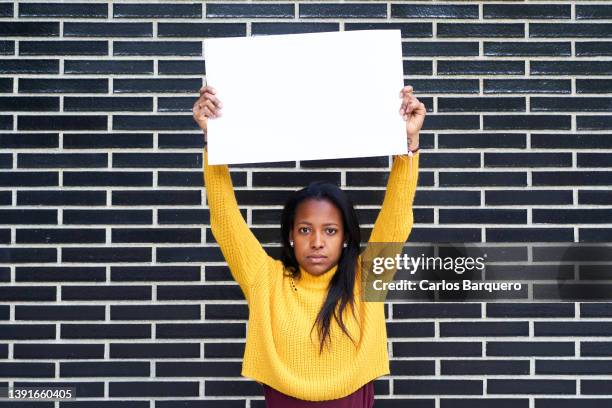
left=1, top=1, right=611, bottom=407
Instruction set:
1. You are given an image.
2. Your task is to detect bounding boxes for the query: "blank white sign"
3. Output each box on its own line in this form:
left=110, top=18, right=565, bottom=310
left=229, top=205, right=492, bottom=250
left=204, top=30, right=406, bottom=165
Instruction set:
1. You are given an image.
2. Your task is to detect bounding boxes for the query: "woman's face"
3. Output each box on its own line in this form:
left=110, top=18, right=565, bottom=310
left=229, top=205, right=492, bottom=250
left=290, top=198, right=346, bottom=276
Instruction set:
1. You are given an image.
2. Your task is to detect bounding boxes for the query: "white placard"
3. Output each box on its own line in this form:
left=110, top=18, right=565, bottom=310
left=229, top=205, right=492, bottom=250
left=204, top=30, right=407, bottom=165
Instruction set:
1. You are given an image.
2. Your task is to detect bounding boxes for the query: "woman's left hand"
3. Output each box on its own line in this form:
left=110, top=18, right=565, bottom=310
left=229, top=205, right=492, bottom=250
left=399, top=85, right=425, bottom=151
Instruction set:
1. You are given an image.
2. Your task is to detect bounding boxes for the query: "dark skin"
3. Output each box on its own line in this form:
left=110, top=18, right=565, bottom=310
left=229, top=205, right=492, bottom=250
left=193, top=85, right=426, bottom=276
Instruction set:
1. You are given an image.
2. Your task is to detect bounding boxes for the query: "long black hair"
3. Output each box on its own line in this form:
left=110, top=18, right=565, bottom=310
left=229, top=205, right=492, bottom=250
left=280, top=181, right=362, bottom=354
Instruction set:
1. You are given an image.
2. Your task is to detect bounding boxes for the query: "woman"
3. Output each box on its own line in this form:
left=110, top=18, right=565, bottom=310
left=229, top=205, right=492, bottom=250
left=193, top=85, right=425, bottom=407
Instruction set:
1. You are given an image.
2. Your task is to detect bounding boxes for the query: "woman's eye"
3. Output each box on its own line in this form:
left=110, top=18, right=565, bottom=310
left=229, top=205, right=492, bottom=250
left=298, top=227, right=310, bottom=234
left=326, top=228, right=337, bottom=235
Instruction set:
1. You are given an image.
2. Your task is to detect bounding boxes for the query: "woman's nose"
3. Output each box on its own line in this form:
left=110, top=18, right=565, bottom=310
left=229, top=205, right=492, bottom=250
left=311, top=231, right=324, bottom=248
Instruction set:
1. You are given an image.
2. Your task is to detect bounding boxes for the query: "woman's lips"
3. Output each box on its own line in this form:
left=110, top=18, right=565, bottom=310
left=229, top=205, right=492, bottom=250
left=307, top=255, right=327, bottom=264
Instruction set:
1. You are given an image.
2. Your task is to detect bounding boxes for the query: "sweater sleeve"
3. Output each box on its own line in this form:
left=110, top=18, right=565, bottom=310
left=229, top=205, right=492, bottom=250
left=368, top=151, right=420, bottom=244
left=203, top=148, right=271, bottom=293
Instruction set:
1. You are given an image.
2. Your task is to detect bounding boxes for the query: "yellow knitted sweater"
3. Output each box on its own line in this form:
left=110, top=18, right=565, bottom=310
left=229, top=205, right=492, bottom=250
left=203, top=149, right=420, bottom=401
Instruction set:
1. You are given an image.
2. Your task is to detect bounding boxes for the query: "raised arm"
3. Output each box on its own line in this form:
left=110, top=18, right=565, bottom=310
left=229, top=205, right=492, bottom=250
left=203, top=149, right=271, bottom=292
left=369, top=85, right=425, bottom=244
left=368, top=151, right=420, bottom=243
left=195, top=86, right=270, bottom=295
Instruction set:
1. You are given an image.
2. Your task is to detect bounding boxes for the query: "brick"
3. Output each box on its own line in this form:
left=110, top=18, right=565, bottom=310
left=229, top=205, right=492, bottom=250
left=299, top=3, right=386, bottom=19
left=17, top=153, right=107, bottom=168
left=581, top=303, right=612, bottom=317
left=390, top=361, right=435, bottom=376
left=487, top=228, right=573, bottom=242
left=114, top=41, right=201, bottom=56
left=0, top=247, right=56, bottom=263
left=420, top=153, right=480, bottom=168
left=158, top=284, right=243, bottom=302
left=110, top=343, right=200, bottom=358
left=534, top=209, right=612, bottom=224
left=113, top=3, right=201, bottom=18
left=403, top=60, right=433, bottom=76
left=63, top=209, right=151, bottom=225
left=64, top=97, right=152, bottom=112
left=484, top=115, right=571, bottom=130
left=484, top=42, right=571, bottom=56
left=158, top=61, right=206, bottom=75
left=489, top=379, right=575, bottom=395
left=157, top=247, right=226, bottom=263
left=0, top=133, right=59, bottom=149
left=205, top=380, right=265, bottom=397
left=0, top=22, right=59, bottom=36
left=484, top=79, right=570, bottom=94
left=204, top=343, right=245, bottom=359
left=410, top=79, right=479, bottom=94
left=577, top=116, right=612, bottom=130
left=438, top=23, right=524, bottom=38
left=14, top=382, right=103, bottom=398
left=394, top=379, right=482, bottom=395
left=205, top=304, right=248, bottom=320
left=394, top=303, right=482, bottom=319
left=577, top=79, right=612, bottom=94
left=113, top=78, right=201, bottom=93
left=61, top=324, right=151, bottom=339
left=536, top=322, right=612, bottom=336
left=442, top=360, right=529, bottom=375
left=423, top=115, right=480, bottom=130
left=410, top=227, right=481, bottom=243
left=111, top=266, right=200, bottom=281
left=207, top=4, right=293, bottom=18
left=580, top=229, right=612, bottom=242
left=392, top=4, right=477, bottom=19
left=63, top=133, right=153, bottom=149
left=532, top=61, right=612, bottom=75
left=484, top=4, right=570, bottom=19
left=440, top=209, right=526, bottom=224
left=159, top=23, right=246, bottom=38
left=576, top=41, right=612, bottom=56
left=346, top=23, right=432, bottom=38
left=582, top=380, right=612, bottom=395
left=14, top=344, right=103, bottom=359
left=160, top=171, right=245, bottom=187
left=0, top=59, right=58, bottom=74
left=111, top=305, right=200, bottom=320
left=19, top=3, right=107, bottom=18
left=487, top=341, right=574, bottom=357
left=530, top=23, right=612, bottom=38
left=438, top=60, right=524, bottom=75
left=0, top=210, right=57, bottom=225
left=576, top=5, right=612, bottom=20
left=112, top=228, right=200, bottom=244
left=532, top=133, right=612, bottom=149
left=439, top=97, right=525, bottom=112
left=61, top=362, right=149, bottom=377
left=485, top=153, right=571, bottom=167
left=0, top=3, right=12, bottom=17
left=488, top=303, right=574, bottom=318
left=403, top=42, right=478, bottom=56
left=394, top=342, right=481, bottom=357
left=0, top=324, right=55, bottom=340
left=252, top=171, right=340, bottom=187
left=16, top=228, right=105, bottom=244
left=0, top=96, right=58, bottom=111
left=113, top=153, right=200, bottom=168
left=441, top=400, right=528, bottom=408
left=252, top=23, right=339, bottom=36
left=441, top=172, right=526, bottom=187
left=438, top=133, right=526, bottom=148
left=157, top=323, right=245, bottom=339
left=157, top=361, right=241, bottom=377
left=64, top=22, right=152, bottom=37
left=346, top=170, right=433, bottom=187
left=0, top=362, right=54, bottom=378
left=441, top=322, right=528, bottom=337
left=485, top=189, right=573, bottom=206
left=536, top=399, right=612, bottom=408
left=19, top=78, right=107, bottom=93
left=581, top=342, right=612, bottom=356
left=64, top=60, right=153, bottom=74
left=62, top=286, right=151, bottom=301
left=112, top=190, right=200, bottom=206
left=0, top=286, right=56, bottom=301
left=110, top=381, right=199, bottom=397
left=19, top=41, right=107, bottom=56
left=534, top=171, right=612, bottom=186
left=537, top=360, right=612, bottom=375
left=0, top=41, right=14, bottom=55
left=531, top=97, right=612, bottom=112
left=15, top=305, right=104, bottom=319
left=61, top=247, right=151, bottom=263
left=112, top=115, right=196, bottom=130
left=158, top=96, right=201, bottom=112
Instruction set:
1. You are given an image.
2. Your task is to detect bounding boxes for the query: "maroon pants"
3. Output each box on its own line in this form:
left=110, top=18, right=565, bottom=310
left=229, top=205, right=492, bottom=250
left=263, top=381, right=374, bottom=408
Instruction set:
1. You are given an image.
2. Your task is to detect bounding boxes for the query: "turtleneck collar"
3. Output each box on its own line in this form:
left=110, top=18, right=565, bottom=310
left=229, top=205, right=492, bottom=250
left=295, top=265, right=338, bottom=291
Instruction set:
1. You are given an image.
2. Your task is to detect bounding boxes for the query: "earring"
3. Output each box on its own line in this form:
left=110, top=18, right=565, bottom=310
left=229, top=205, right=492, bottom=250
left=290, top=240, right=294, bottom=247
left=343, top=242, right=347, bottom=248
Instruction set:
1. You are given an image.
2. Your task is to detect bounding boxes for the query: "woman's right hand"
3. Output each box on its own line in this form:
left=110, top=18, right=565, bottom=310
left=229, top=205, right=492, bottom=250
left=192, top=85, right=223, bottom=133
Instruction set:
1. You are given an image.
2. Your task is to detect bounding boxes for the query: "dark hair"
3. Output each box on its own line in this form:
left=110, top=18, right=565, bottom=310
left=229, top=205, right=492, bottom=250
left=280, top=181, right=362, bottom=354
